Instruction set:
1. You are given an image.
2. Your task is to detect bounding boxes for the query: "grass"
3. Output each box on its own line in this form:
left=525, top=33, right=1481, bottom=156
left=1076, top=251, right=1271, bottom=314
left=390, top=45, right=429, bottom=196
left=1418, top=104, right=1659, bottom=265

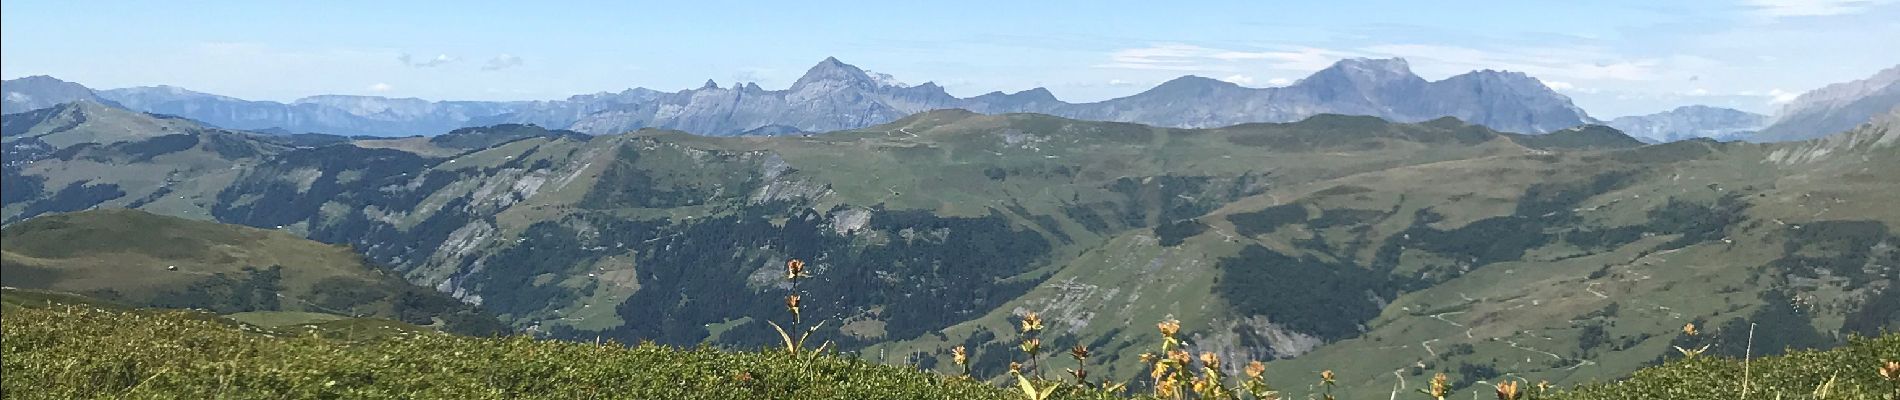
left=225, top=311, right=348, bottom=327
left=6, top=293, right=1896, bottom=400
left=1552, top=334, right=1900, bottom=400
left=0, top=209, right=506, bottom=335
left=8, top=105, right=1899, bottom=398
left=0, top=298, right=1090, bottom=400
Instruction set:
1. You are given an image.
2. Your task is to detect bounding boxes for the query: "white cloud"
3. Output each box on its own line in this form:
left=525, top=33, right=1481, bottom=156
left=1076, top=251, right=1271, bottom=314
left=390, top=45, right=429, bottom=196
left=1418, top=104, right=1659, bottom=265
left=1107, top=79, right=1136, bottom=86
left=368, top=82, right=393, bottom=92
left=1220, top=74, right=1256, bottom=85
left=482, top=54, right=524, bottom=71
left=1745, top=0, right=1893, bottom=17
left=1543, top=80, right=1575, bottom=90
left=1267, top=77, right=1293, bottom=86
left=1358, top=43, right=1665, bottom=82
left=1768, top=88, right=1801, bottom=103
left=1095, top=43, right=1358, bottom=72
left=1098, top=43, right=1222, bottom=71
left=398, top=53, right=456, bottom=68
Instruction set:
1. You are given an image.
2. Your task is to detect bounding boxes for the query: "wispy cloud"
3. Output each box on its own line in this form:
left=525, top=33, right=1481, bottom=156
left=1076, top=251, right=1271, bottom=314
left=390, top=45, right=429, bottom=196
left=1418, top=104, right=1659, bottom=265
left=1095, top=43, right=1357, bottom=72
left=1744, top=0, right=1893, bottom=17
left=1768, top=88, right=1801, bottom=103
left=399, top=53, right=456, bottom=68
left=1220, top=74, right=1256, bottom=85
left=482, top=54, right=524, bottom=71
left=367, top=82, right=393, bottom=92
left=1357, top=43, right=1668, bottom=82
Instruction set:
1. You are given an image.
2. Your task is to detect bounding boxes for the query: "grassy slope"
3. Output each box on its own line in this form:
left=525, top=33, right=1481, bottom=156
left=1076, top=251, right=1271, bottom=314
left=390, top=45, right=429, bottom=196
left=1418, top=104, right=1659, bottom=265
left=0, top=294, right=1054, bottom=400
left=1223, top=121, right=1900, bottom=397
left=3, top=290, right=1895, bottom=399
left=0, top=209, right=503, bottom=335
left=6, top=106, right=1896, bottom=395
left=1, top=101, right=286, bottom=222
left=1553, top=334, right=1900, bottom=400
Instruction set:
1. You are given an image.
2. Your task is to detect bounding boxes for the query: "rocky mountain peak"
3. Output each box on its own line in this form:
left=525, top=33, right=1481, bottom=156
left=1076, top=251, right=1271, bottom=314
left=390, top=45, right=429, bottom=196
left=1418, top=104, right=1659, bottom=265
left=792, top=57, right=877, bottom=89
left=1301, top=58, right=1421, bottom=87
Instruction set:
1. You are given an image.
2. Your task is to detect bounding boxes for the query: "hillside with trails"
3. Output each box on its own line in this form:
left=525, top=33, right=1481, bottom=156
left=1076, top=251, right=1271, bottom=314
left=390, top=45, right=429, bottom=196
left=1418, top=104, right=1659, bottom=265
left=2, top=102, right=1897, bottom=395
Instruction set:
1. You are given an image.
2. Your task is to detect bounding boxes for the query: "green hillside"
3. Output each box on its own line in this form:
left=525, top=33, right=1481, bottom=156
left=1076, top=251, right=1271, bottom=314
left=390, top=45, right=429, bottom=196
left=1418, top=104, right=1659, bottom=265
left=3, top=291, right=1895, bottom=399
left=4, top=102, right=1896, bottom=394
left=2, top=101, right=287, bottom=223
left=0, top=293, right=1048, bottom=400
left=0, top=209, right=506, bottom=335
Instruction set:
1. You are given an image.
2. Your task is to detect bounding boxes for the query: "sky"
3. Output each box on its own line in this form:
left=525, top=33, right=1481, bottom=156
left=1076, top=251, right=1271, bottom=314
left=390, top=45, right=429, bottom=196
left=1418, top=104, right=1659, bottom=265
left=4, top=0, right=1897, bottom=118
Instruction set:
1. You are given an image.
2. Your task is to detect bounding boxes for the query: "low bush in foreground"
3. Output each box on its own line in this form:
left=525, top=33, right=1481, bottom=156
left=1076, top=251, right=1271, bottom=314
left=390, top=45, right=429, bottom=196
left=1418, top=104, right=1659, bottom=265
left=3, top=299, right=1896, bottom=399
left=0, top=305, right=1061, bottom=399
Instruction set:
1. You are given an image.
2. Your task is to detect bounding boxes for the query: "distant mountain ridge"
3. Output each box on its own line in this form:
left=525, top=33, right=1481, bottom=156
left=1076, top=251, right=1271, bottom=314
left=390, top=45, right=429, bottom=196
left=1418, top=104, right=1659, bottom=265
left=4, top=57, right=1594, bottom=136
left=1607, top=105, right=1770, bottom=143
left=1, top=75, right=118, bottom=114
left=1753, top=64, right=1900, bottom=142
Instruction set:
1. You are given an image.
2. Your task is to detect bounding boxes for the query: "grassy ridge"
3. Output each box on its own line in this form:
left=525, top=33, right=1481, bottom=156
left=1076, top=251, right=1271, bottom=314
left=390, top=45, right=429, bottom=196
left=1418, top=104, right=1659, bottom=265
left=0, top=209, right=507, bottom=336
left=1555, top=334, right=1900, bottom=400
left=4, top=291, right=1897, bottom=399
left=0, top=296, right=1053, bottom=400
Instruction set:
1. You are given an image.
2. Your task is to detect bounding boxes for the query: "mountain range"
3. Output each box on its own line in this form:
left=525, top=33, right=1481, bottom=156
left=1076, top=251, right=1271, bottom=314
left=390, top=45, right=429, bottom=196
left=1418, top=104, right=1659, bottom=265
left=11, top=58, right=1896, bottom=142
left=4, top=94, right=1896, bottom=397
left=1752, top=64, right=1900, bottom=142
left=4, top=57, right=1596, bottom=136
left=1606, top=105, right=1770, bottom=143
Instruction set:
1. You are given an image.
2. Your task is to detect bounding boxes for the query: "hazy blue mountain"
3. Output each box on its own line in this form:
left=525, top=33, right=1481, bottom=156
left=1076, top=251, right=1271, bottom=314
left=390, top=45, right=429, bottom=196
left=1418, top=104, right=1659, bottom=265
left=96, top=86, right=539, bottom=136
left=1753, top=64, right=1900, bottom=142
left=1035, top=59, right=1595, bottom=134
left=1, top=76, right=117, bottom=114
left=1607, top=105, right=1770, bottom=143
left=12, top=57, right=1596, bottom=137
left=568, top=57, right=1597, bottom=135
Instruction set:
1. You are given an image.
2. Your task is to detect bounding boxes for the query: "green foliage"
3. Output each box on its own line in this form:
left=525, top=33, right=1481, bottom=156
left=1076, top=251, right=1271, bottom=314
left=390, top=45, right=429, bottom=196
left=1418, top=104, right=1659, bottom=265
left=1553, top=334, right=1900, bottom=400
left=1214, top=245, right=1397, bottom=341
left=0, top=209, right=508, bottom=337
left=0, top=302, right=1119, bottom=400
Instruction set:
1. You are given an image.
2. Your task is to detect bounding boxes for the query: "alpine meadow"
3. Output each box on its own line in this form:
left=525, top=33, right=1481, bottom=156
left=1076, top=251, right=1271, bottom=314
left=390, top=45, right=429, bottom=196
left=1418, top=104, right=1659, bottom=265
left=4, top=2, right=1900, bottom=399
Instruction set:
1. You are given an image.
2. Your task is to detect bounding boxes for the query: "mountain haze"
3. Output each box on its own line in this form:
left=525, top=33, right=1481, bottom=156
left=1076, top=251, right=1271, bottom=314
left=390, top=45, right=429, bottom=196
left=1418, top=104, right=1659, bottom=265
left=4, top=101, right=1895, bottom=398
left=4, top=57, right=1594, bottom=136
left=1, top=75, right=117, bottom=114
left=1753, top=64, right=1900, bottom=142
left=1607, top=105, right=1769, bottom=143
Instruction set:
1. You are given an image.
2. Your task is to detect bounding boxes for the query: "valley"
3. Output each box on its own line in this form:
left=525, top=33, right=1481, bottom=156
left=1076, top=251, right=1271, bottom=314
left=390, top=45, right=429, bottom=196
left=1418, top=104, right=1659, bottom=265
left=5, top=98, right=1896, bottom=397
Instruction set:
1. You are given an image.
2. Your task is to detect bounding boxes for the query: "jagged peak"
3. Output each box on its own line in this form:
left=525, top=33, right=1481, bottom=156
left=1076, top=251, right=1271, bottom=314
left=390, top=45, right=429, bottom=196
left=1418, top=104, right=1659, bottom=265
left=792, top=57, right=875, bottom=89
left=1293, top=58, right=1425, bottom=89
left=1440, top=69, right=1544, bottom=87
left=1331, top=57, right=1413, bottom=74
left=1319, top=58, right=1416, bottom=78
left=701, top=79, right=720, bottom=90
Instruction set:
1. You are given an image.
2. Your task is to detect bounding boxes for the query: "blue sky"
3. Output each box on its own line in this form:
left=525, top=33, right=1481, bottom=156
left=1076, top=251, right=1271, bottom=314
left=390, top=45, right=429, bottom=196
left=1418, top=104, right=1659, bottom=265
left=4, top=0, right=1897, bottom=117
